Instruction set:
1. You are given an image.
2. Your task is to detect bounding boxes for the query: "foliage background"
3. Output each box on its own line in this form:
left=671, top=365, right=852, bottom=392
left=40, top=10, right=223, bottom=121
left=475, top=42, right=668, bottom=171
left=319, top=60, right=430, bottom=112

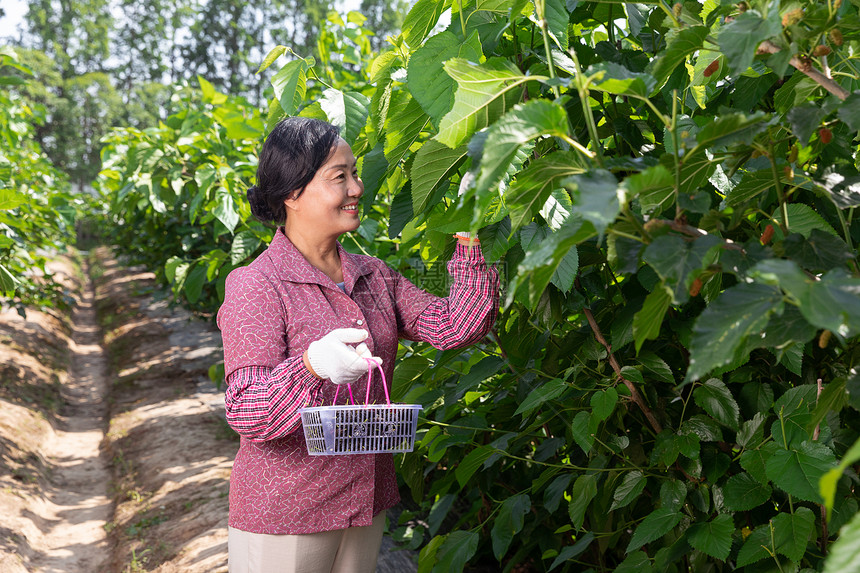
left=5, top=0, right=860, bottom=571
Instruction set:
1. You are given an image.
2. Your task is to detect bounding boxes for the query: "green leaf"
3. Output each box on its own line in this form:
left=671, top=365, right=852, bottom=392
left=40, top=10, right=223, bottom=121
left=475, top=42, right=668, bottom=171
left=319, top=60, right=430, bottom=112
left=515, top=378, right=568, bottom=416
left=319, top=89, right=370, bottom=145
left=611, top=470, right=647, bottom=511
left=0, top=188, right=27, bottom=210
left=634, top=281, right=670, bottom=352
left=411, top=141, right=469, bottom=214
left=406, top=31, right=461, bottom=123
left=660, top=480, right=687, bottom=511
left=614, top=551, right=653, bottom=573
left=643, top=234, right=721, bottom=305
left=568, top=474, right=597, bottom=529
left=402, top=0, right=446, bottom=47
left=270, top=58, right=310, bottom=116
left=0, top=263, right=20, bottom=296
left=787, top=104, right=827, bottom=144
left=476, top=100, right=570, bottom=198
left=436, top=58, right=535, bottom=148
left=766, top=441, right=837, bottom=503
left=544, top=0, right=569, bottom=50
left=740, top=443, right=777, bottom=484
left=837, top=92, right=860, bottom=132
left=435, top=530, right=479, bottom=572
left=389, top=183, right=414, bottom=239
left=627, top=508, right=683, bottom=552
left=624, top=164, right=673, bottom=214
left=544, top=474, right=572, bottom=513
left=687, top=514, right=734, bottom=561
left=738, top=412, right=767, bottom=448
left=718, top=10, right=783, bottom=76
left=823, top=509, right=860, bottom=573
left=491, top=494, right=531, bottom=560
left=198, top=75, right=227, bottom=104
left=772, top=507, right=815, bottom=562
left=686, top=282, right=784, bottom=382
left=693, top=111, right=771, bottom=152
left=549, top=532, right=595, bottom=571
left=213, top=188, right=239, bottom=233
left=821, top=435, right=860, bottom=520
left=456, top=446, right=495, bottom=488
left=550, top=243, right=579, bottom=293
left=257, top=45, right=287, bottom=74
left=807, top=377, right=847, bottom=435
left=385, top=95, right=430, bottom=167
left=563, top=169, right=620, bottom=237
left=737, top=524, right=774, bottom=566
left=230, top=231, right=260, bottom=266
left=590, top=387, right=619, bottom=422
left=184, top=264, right=207, bottom=304
left=723, top=472, right=772, bottom=511
left=505, top=151, right=587, bottom=233
left=781, top=230, right=855, bottom=273
left=648, top=26, right=709, bottom=91
left=693, top=379, right=740, bottom=430
left=570, top=410, right=594, bottom=454
left=588, top=62, right=657, bottom=99
left=773, top=203, right=840, bottom=238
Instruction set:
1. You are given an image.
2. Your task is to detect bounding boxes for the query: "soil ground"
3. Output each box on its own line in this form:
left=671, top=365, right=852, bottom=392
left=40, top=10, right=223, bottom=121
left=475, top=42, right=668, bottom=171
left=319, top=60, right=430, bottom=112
left=0, top=247, right=417, bottom=572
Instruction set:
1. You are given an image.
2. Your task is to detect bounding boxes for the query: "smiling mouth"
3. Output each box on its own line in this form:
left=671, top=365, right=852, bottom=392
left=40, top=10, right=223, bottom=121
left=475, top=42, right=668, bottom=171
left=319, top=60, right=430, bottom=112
left=341, top=204, right=358, bottom=212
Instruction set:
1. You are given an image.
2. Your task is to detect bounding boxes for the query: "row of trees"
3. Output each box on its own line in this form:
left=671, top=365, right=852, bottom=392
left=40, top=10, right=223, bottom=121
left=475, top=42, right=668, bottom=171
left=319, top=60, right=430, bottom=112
left=97, top=0, right=860, bottom=571
left=2, top=0, right=409, bottom=187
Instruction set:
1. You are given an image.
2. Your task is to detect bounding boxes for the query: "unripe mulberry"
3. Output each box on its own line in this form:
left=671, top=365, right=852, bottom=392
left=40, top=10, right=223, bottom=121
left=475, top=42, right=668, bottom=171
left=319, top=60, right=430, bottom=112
left=830, top=29, right=844, bottom=46
left=782, top=8, right=803, bottom=26
left=788, top=145, right=798, bottom=163
left=689, top=278, right=703, bottom=297
left=760, top=224, right=775, bottom=245
left=737, top=1, right=749, bottom=11
left=673, top=3, right=682, bottom=18
left=819, top=329, right=832, bottom=348
left=819, top=128, right=833, bottom=144
left=783, top=166, right=794, bottom=180
left=813, top=45, right=832, bottom=57
left=703, top=59, right=720, bottom=77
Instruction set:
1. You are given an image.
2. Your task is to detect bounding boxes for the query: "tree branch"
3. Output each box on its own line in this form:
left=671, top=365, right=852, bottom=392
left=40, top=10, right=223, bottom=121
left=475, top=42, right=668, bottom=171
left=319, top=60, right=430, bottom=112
left=581, top=306, right=663, bottom=434
left=757, top=41, right=850, bottom=101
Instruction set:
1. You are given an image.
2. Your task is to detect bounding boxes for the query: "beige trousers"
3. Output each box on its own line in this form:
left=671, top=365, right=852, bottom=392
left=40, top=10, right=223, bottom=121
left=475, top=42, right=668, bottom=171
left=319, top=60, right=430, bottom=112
left=227, top=512, right=386, bottom=573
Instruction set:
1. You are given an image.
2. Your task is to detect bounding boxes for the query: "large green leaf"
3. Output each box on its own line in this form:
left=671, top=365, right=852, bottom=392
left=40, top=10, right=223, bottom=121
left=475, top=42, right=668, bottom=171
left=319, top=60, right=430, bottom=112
left=514, top=378, right=568, bottom=416
left=627, top=508, right=683, bottom=552
left=717, top=9, right=782, bottom=76
left=765, top=441, right=837, bottom=503
left=436, top=58, right=536, bottom=148
left=543, top=0, right=569, bottom=50
left=772, top=508, right=815, bottom=562
left=686, top=282, right=784, bottom=382
left=687, top=514, right=734, bottom=561
left=648, top=26, right=709, bottom=91
left=821, top=436, right=860, bottom=519
left=410, top=140, right=469, bottom=214
left=213, top=188, right=239, bottom=232
left=737, top=524, right=773, bottom=566
left=723, top=472, right=772, bottom=511
left=633, top=282, right=672, bottom=354
left=456, top=446, right=495, bottom=488
left=568, top=474, right=597, bottom=529
left=319, top=89, right=371, bottom=145
left=230, top=231, right=260, bottom=265
left=692, top=111, right=771, bottom=153
left=406, top=31, right=461, bottom=123
left=491, top=494, right=531, bottom=559
left=0, top=188, right=27, bottom=210
left=837, top=92, right=860, bottom=132
left=588, top=62, right=657, bottom=99
left=434, top=530, right=480, bottom=572
left=563, top=169, right=621, bottom=237
left=271, top=58, right=310, bottom=116
left=610, top=470, right=647, bottom=511
left=402, top=0, right=447, bottom=47
left=476, top=100, right=570, bottom=198
left=0, top=263, right=20, bottom=296
left=823, top=509, right=860, bottom=573
left=643, top=234, right=721, bottom=305
left=773, top=203, right=839, bottom=238
left=385, top=95, right=431, bottom=167
left=549, top=533, right=595, bottom=571
left=693, top=378, right=740, bottom=430
left=505, top=151, right=587, bottom=232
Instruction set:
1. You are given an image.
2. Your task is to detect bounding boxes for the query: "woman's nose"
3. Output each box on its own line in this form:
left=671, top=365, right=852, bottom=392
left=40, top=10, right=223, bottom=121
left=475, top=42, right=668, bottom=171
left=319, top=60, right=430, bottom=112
left=348, top=175, right=363, bottom=197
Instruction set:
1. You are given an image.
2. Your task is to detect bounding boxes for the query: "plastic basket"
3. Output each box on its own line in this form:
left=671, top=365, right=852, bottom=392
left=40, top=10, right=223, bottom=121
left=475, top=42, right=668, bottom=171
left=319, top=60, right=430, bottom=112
left=298, top=358, right=422, bottom=456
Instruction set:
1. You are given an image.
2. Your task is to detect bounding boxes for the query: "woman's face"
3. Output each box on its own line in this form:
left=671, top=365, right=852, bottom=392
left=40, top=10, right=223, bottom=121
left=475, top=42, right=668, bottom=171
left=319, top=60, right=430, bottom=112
left=285, top=138, right=364, bottom=237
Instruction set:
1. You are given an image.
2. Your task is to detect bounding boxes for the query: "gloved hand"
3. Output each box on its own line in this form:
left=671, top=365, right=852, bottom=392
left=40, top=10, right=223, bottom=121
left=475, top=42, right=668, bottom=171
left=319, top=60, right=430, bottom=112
left=304, top=328, right=383, bottom=385
left=456, top=171, right=480, bottom=243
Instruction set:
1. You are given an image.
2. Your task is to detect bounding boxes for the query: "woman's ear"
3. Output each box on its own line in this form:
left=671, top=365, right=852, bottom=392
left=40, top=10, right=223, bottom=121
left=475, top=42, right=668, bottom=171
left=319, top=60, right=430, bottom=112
left=283, top=191, right=300, bottom=213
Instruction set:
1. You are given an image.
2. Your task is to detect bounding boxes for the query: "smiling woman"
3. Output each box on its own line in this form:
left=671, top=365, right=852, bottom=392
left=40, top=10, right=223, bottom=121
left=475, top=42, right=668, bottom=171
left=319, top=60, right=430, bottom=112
left=216, top=117, right=500, bottom=573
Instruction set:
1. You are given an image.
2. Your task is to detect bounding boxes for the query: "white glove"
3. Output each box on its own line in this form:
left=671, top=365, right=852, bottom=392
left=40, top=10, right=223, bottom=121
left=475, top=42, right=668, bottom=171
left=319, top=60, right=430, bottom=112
left=306, top=328, right=383, bottom=385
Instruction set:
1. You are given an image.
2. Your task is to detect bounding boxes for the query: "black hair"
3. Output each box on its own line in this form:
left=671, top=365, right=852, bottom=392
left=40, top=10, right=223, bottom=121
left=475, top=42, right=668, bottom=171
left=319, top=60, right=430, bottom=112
left=247, top=117, right=341, bottom=224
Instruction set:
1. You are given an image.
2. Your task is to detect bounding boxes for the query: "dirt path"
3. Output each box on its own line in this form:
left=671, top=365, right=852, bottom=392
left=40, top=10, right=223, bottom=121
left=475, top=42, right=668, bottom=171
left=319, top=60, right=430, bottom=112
left=27, top=266, right=112, bottom=573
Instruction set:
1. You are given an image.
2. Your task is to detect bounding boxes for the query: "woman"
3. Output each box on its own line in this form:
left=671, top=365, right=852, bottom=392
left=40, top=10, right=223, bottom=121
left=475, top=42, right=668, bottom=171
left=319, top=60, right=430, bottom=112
left=217, top=117, right=499, bottom=573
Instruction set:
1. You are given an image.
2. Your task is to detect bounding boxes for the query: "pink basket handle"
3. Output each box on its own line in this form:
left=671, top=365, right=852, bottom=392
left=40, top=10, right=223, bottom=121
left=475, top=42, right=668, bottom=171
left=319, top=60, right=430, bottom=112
left=364, top=357, right=391, bottom=407
left=331, top=359, right=388, bottom=406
